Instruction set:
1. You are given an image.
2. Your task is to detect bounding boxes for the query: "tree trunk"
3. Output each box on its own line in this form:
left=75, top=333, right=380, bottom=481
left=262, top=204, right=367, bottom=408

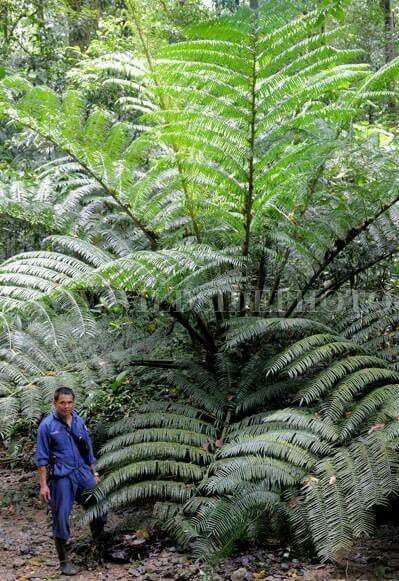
left=381, top=0, right=396, bottom=111
left=382, top=0, right=395, bottom=64
left=67, top=0, right=101, bottom=51
left=0, top=3, right=8, bottom=47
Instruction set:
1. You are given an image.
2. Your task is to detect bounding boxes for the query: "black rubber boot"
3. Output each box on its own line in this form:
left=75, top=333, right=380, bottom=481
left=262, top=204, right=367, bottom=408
left=54, top=537, right=79, bottom=576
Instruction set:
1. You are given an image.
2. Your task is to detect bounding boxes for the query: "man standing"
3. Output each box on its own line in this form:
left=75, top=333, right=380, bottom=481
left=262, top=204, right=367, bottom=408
left=36, top=387, right=106, bottom=576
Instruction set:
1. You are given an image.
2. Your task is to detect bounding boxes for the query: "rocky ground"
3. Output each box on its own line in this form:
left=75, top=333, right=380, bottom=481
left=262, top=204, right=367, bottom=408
left=1, top=466, right=399, bottom=580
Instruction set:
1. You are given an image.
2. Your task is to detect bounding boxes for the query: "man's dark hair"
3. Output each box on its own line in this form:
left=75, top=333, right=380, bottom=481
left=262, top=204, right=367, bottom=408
left=54, top=387, right=75, bottom=401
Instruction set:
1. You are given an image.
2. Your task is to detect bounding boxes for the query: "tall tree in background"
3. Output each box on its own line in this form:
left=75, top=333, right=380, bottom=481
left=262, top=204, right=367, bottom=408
left=381, top=0, right=395, bottom=64
left=381, top=0, right=397, bottom=110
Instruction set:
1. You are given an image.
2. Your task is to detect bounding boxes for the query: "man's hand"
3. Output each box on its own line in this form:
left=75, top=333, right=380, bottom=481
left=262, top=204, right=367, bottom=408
left=90, top=465, right=101, bottom=485
left=40, top=484, right=51, bottom=503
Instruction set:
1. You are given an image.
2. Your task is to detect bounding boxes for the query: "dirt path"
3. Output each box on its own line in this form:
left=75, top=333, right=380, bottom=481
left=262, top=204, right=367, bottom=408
left=1, top=466, right=399, bottom=580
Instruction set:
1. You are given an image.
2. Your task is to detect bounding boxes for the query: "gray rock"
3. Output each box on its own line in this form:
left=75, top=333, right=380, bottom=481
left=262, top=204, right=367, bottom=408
left=231, top=567, right=250, bottom=581
left=12, top=556, right=26, bottom=568
left=44, top=559, right=58, bottom=566
left=280, top=562, right=290, bottom=571
left=144, top=562, right=158, bottom=573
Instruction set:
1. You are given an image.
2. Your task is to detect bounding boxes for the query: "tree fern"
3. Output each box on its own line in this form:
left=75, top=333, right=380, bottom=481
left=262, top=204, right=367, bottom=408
left=83, top=329, right=399, bottom=561
left=0, top=0, right=397, bottom=566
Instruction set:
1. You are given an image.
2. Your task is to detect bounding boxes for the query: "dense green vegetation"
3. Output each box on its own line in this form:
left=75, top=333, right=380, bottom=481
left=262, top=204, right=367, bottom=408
left=0, top=0, right=398, bottom=564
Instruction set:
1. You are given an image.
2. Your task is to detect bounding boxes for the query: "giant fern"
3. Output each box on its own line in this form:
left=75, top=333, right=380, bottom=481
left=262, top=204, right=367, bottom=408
left=81, top=328, right=399, bottom=561
left=0, top=0, right=398, bottom=565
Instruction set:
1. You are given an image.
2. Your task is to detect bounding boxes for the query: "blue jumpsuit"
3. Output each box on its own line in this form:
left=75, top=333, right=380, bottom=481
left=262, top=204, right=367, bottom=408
left=36, top=410, right=106, bottom=540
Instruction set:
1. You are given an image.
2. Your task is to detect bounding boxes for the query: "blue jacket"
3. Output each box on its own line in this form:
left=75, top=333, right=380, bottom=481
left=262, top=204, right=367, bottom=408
left=36, top=410, right=96, bottom=478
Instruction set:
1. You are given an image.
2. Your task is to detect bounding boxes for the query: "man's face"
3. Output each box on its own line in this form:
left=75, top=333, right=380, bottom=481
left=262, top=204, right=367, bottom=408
left=54, top=394, right=75, bottom=419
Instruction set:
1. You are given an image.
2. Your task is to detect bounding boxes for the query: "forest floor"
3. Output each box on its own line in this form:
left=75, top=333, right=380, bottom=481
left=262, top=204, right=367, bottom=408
left=1, top=465, right=399, bottom=580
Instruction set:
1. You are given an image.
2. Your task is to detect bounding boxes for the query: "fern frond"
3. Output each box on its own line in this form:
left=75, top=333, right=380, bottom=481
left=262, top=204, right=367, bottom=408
left=340, top=385, right=399, bottom=439
left=225, top=319, right=331, bottom=350
left=323, top=368, right=399, bottom=422
left=292, top=436, right=399, bottom=561
left=299, top=356, right=390, bottom=405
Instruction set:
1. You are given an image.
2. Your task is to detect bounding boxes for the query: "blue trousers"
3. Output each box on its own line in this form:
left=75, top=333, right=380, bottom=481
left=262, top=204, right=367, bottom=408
left=49, top=465, right=106, bottom=540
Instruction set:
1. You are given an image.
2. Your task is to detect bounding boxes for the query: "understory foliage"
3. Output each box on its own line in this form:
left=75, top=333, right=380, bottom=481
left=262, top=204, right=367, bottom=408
left=0, top=0, right=398, bottom=563
left=0, top=307, right=142, bottom=439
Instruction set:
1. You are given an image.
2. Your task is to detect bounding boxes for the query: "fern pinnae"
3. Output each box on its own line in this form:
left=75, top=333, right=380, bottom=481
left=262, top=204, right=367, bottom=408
left=340, top=385, right=399, bottom=440
left=284, top=341, right=364, bottom=379
left=98, top=460, right=205, bottom=496
left=217, top=437, right=317, bottom=470
left=106, top=412, right=216, bottom=439
left=236, top=380, right=305, bottom=413
left=299, top=356, right=391, bottom=405
left=205, top=456, right=306, bottom=492
left=101, top=428, right=210, bottom=453
left=323, top=368, right=399, bottom=422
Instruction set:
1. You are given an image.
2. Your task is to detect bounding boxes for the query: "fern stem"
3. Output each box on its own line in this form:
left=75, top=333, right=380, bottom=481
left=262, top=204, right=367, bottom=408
left=127, top=0, right=156, bottom=72
left=240, top=13, right=258, bottom=313
left=158, top=0, right=173, bottom=21
left=269, top=159, right=329, bottom=308
left=268, top=248, right=289, bottom=308
left=11, top=117, right=159, bottom=250
left=315, top=247, right=398, bottom=306
left=193, top=313, right=217, bottom=353
left=129, top=358, right=188, bottom=369
left=212, top=295, right=223, bottom=323
left=160, top=302, right=216, bottom=353
left=220, top=409, right=232, bottom=442
left=285, top=193, right=399, bottom=316
left=253, top=248, right=266, bottom=315
left=128, top=1, right=202, bottom=243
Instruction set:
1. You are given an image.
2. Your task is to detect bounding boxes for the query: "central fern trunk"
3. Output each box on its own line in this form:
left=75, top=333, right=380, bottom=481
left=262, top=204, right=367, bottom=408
left=240, top=14, right=258, bottom=314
